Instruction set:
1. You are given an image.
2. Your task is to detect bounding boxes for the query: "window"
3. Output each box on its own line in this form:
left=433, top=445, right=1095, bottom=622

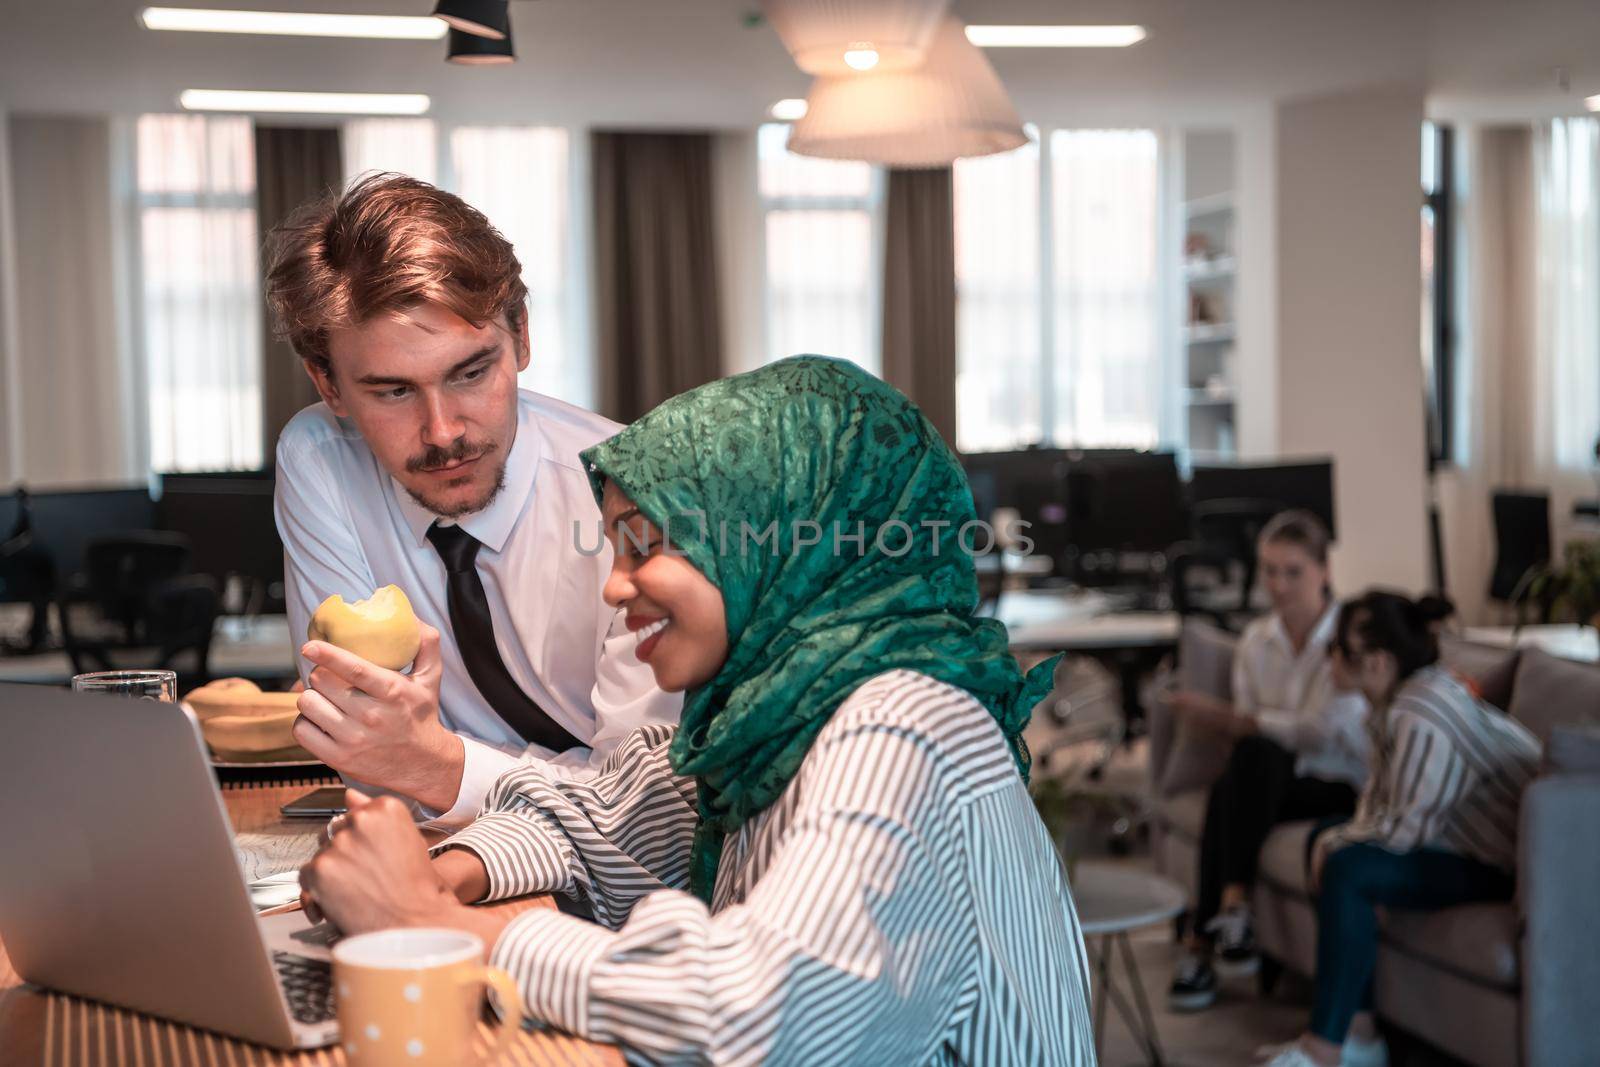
left=954, top=128, right=1165, bottom=454
left=757, top=123, right=883, bottom=374
left=135, top=114, right=263, bottom=472
left=953, top=133, right=1042, bottom=450
left=343, top=117, right=438, bottom=185
left=344, top=120, right=588, bottom=408
left=451, top=127, right=582, bottom=406
left=1421, top=121, right=1456, bottom=466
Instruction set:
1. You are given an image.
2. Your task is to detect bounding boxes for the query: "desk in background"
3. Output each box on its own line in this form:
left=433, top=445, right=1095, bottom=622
left=0, top=614, right=298, bottom=687
left=996, top=589, right=1180, bottom=737
left=0, top=774, right=623, bottom=1067
left=1462, top=623, right=1598, bottom=664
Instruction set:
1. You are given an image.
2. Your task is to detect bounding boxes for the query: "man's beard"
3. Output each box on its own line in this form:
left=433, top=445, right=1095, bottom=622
left=403, top=439, right=506, bottom=518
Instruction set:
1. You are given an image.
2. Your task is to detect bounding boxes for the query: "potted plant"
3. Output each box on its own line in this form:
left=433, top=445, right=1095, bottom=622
left=1520, top=538, right=1600, bottom=635
left=1030, top=775, right=1138, bottom=880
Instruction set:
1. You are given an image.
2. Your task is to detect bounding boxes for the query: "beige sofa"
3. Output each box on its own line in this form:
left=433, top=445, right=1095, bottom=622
left=1148, top=621, right=1600, bottom=1067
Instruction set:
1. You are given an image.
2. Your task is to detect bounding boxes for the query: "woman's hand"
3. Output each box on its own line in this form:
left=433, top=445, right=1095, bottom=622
left=299, top=790, right=506, bottom=947
left=1308, top=838, right=1329, bottom=893
left=1166, top=691, right=1255, bottom=737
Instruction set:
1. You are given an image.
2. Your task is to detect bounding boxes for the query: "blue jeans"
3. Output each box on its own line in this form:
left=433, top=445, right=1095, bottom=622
left=1308, top=833, right=1514, bottom=1044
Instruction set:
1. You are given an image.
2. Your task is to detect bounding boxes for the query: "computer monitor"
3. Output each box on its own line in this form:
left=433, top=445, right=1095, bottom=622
left=960, top=449, right=1075, bottom=564
left=960, top=448, right=1188, bottom=578
left=1187, top=459, right=1337, bottom=540
left=0, top=486, right=159, bottom=585
left=1060, top=450, right=1188, bottom=555
left=155, top=473, right=284, bottom=610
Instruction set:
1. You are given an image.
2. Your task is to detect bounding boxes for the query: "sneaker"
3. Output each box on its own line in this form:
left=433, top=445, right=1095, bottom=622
left=1168, top=952, right=1219, bottom=1012
left=1205, top=904, right=1260, bottom=977
left=1259, top=1045, right=1323, bottom=1067
left=1341, top=1034, right=1389, bottom=1067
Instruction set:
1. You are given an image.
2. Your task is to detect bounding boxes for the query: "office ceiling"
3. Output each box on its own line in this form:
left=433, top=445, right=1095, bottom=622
left=1, top=0, right=1596, bottom=126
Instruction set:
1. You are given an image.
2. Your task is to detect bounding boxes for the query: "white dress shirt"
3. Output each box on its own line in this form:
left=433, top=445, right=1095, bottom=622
left=1231, top=602, right=1370, bottom=788
left=274, top=389, right=681, bottom=829
left=436, top=670, right=1096, bottom=1065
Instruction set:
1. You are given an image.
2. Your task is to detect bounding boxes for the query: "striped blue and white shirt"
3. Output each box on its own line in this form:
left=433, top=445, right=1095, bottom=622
left=438, top=669, right=1097, bottom=1065
left=1318, top=665, right=1542, bottom=871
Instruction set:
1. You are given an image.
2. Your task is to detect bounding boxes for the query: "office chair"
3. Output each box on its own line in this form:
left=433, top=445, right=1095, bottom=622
left=1166, top=543, right=1240, bottom=630
left=1489, top=491, right=1552, bottom=608
left=1165, top=497, right=1282, bottom=627
left=57, top=532, right=220, bottom=683
left=0, top=487, right=58, bottom=651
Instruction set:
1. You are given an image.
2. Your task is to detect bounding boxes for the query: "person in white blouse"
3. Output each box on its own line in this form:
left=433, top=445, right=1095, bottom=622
left=263, top=173, right=679, bottom=828
left=1165, top=510, right=1370, bottom=1012
left=296, top=357, right=1096, bottom=1064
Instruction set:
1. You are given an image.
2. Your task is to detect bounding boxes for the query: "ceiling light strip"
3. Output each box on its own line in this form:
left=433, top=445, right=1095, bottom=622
left=140, top=8, right=447, bottom=41
left=178, top=90, right=432, bottom=115
left=964, top=25, right=1147, bottom=48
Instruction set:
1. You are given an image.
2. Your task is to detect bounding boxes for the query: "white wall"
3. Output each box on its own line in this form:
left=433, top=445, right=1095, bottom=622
left=1273, top=84, right=1431, bottom=593
left=1184, top=130, right=1235, bottom=202
left=1233, top=104, right=1279, bottom=459
left=0, top=112, right=19, bottom=485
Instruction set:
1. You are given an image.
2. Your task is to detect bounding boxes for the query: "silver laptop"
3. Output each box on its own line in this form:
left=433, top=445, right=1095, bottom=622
left=0, top=682, right=339, bottom=1050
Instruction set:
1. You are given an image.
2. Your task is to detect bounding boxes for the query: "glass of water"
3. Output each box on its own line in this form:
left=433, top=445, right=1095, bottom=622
left=71, top=669, right=178, bottom=702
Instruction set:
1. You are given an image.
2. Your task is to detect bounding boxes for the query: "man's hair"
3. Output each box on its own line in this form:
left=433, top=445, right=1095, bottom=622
left=263, top=172, right=528, bottom=377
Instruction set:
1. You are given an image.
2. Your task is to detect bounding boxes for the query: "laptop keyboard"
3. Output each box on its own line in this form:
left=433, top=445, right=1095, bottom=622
left=272, top=951, right=335, bottom=1025
left=290, top=921, right=342, bottom=948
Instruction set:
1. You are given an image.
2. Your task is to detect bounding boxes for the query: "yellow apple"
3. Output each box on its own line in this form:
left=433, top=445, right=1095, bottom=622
left=307, top=584, right=422, bottom=670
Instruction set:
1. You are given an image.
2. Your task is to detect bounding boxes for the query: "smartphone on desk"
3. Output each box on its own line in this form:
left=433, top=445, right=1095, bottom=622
left=280, top=785, right=348, bottom=819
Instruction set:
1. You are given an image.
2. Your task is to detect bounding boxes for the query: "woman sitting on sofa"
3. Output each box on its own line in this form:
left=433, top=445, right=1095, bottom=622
left=1168, top=510, right=1370, bottom=1012
left=1263, top=591, right=1542, bottom=1067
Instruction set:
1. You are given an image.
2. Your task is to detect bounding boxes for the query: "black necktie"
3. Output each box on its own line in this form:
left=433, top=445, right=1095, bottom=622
left=426, top=522, right=583, bottom=753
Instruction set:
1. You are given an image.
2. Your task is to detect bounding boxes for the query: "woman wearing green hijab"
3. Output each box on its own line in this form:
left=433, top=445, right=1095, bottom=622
left=299, top=357, right=1096, bottom=1065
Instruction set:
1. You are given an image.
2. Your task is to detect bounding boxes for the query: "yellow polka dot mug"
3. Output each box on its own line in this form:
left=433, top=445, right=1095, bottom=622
left=332, top=927, right=525, bottom=1065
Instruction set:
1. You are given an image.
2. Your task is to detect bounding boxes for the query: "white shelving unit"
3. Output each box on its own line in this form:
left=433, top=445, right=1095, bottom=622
left=1177, top=130, right=1239, bottom=461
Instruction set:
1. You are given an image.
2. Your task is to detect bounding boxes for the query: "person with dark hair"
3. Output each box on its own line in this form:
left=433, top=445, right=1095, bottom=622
left=1168, top=509, right=1370, bottom=1011
left=1261, top=591, right=1542, bottom=1067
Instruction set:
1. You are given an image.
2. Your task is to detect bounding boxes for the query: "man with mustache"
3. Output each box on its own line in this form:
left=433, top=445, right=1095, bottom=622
left=265, top=173, right=678, bottom=826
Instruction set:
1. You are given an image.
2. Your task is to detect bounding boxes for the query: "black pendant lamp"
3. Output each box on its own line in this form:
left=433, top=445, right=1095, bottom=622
left=432, top=0, right=509, bottom=40
left=447, top=23, right=514, bottom=64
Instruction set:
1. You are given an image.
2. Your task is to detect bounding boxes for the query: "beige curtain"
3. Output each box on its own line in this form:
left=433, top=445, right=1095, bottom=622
left=591, top=131, right=723, bottom=423
left=255, top=125, right=342, bottom=458
left=5, top=115, right=142, bottom=486
left=881, top=167, right=957, bottom=447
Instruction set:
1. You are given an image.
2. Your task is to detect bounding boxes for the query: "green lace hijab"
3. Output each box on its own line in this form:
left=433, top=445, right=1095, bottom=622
left=582, top=356, right=1058, bottom=901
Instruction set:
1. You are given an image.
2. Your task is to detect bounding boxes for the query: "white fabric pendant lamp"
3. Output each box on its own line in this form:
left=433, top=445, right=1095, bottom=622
left=787, top=15, right=1028, bottom=168
left=760, top=0, right=951, bottom=75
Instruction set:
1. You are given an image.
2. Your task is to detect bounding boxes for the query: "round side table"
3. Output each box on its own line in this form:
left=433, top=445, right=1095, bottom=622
left=1071, top=861, right=1188, bottom=1066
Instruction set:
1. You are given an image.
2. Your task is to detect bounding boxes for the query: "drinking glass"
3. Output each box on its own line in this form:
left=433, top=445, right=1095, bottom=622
left=71, top=669, right=178, bottom=702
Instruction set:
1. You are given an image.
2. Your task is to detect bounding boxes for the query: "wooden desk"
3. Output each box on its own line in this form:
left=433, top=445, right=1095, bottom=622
left=993, top=590, right=1180, bottom=653
left=0, top=775, right=623, bottom=1067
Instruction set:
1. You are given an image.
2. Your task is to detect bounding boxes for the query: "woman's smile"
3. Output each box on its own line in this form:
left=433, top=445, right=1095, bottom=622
left=632, top=616, right=671, bottom=661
